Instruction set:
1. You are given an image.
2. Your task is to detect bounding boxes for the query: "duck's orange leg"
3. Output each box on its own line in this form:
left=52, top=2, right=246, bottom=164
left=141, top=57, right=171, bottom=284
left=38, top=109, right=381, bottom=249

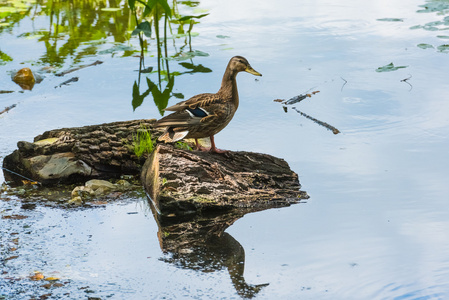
left=209, top=135, right=227, bottom=153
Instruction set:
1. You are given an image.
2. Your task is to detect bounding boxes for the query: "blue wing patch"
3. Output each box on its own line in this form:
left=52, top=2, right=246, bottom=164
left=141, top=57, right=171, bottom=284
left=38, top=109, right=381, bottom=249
left=186, top=107, right=208, bottom=118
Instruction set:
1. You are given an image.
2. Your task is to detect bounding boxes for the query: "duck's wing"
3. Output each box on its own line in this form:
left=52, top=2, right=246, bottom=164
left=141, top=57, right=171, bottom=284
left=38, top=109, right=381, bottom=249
left=155, top=93, right=229, bottom=140
left=155, top=110, right=203, bottom=128
left=164, top=93, right=224, bottom=112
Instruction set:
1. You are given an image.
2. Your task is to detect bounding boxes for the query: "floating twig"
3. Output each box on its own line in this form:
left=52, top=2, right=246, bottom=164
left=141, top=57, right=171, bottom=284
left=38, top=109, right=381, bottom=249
left=1, top=167, right=41, bottom=185
left=341, top=77, right=348, bottom=91
left=0, top=104, right=17, bottom=115
left=401, top=74, right=413, bottom=91
left=55, top=60, right=103, bottom=77
left=291, top=107, right=340, bottom=135
left=0, top=90, right=14, bottom=94
left=55, top=77, right=79, bottom=88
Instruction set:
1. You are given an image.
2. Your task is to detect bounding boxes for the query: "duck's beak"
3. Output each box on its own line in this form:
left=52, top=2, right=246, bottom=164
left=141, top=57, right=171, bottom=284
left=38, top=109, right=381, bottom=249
left=245, top=65, right=262, bottom=76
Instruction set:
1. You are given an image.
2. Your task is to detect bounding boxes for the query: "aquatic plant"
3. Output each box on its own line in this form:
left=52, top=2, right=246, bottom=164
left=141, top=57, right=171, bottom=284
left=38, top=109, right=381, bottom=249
left=129, top=125, right=154, bottom=157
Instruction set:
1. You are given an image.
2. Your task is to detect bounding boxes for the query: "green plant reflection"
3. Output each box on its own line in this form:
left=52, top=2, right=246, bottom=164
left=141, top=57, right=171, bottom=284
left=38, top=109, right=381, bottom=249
left=129, top=0, right=212, bottom=114
left=0, top=0, right=138, bottom=67
left=1, top=0, right=212, bottom=113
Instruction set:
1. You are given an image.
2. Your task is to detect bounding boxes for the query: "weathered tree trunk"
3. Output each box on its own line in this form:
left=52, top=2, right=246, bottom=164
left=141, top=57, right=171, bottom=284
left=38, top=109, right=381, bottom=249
left=3, top=118, right=308, bottom=214
left=141, top=144, right=308, bottom=220
left=2, top=119, right=161, bottom=185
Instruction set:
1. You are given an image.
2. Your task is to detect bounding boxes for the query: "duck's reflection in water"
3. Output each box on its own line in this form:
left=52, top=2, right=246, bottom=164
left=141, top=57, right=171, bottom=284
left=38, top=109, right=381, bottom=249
left=154, top=211, right=269, bottom=298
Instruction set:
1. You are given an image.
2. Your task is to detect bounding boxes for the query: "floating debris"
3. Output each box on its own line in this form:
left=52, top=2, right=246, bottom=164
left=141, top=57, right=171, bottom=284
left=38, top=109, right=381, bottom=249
left=0, top=104, right=16, bottom=115
left=292, top=107, right=340, bottom=135
left=401, top=74, right=413, bottom=91
left=274, top=91, right=339, bottom=134
left=281, top=91, right=320, bottom=105
left=55, top=60, right=103, bottom=77
left=376, top=62, right=408, bottom=72
left=55, top=77, right=79, bottom=88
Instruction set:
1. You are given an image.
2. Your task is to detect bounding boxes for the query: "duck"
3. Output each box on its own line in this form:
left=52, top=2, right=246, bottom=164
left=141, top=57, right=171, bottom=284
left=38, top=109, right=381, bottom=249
left=154, top=56, right=262, bottom=153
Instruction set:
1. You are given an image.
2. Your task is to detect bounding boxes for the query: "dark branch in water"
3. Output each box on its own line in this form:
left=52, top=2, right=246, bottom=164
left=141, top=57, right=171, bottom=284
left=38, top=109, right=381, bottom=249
left=292, top=107, right=340, bottom=135
left=0, top=104, right=17, bottom=115
left=55, top=60, right=103, bottom=77
left=1, top=167, right=41, bottom=185
left=0, top=90, right=14, bottom=94
left=55, top=77, right=79, bottom=88
left=341, top=77, right=347, bottom=91
left=401, top=74, right=413, bottom=91
left=274, top=91, right=339, bottom=134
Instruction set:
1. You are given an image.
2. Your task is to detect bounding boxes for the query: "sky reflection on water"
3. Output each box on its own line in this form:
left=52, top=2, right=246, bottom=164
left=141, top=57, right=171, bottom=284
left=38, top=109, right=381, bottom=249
left=1, top=0, right=449, bottom=298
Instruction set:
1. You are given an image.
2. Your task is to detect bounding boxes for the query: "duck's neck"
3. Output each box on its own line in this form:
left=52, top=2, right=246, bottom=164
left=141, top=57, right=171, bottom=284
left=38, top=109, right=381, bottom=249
left=218, top=66, right=239, bottom=108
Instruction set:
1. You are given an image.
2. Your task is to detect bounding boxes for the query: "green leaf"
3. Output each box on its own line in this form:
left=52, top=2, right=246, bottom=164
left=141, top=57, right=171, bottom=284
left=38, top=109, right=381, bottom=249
left=375, top=62, right=408, bottom=72
left=377, top=18, right=403, bottom=22
left=132, top=80, right=153, bottom=111
left=157, top=0, right=172, bottom=17
left=144, top=0, right=172, bottom=17
left=0, top=50, right=13, bottom=63
left=417, top=43, right=434, bottom=49
left=128, top=0, right=136, bottom=10
left=172, top=92, right=184, bottom=99
left=179, top=62, right=212, bottom=73
left=422, top=25, right=439, bottom=31
left=148, top=77, right=174, bottom=114
left=140, top=66, right=154, bottom=73
left=178, top=13, right=209, bottom=22
left=410, top=25, right=422, bottom=30
left=417, top=2, right=449, bottom=13
left=132, top=21, right=152, bottom=37
left=169, top=50, right=209, bottom=61
left=437, top=44, right=449, bottom=52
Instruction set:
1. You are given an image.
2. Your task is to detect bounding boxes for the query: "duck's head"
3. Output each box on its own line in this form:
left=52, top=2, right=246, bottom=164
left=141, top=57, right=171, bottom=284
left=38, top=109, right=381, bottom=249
left=228, top=56, right=262, bottom=76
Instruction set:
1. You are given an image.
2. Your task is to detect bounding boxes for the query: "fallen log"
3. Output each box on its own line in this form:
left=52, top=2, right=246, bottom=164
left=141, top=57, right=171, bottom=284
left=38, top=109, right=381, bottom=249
left=141, top=144, right=307, bottom=220
left=2, top=119, right=161, bottom=185
left=2, top=118, right=308, bottom=213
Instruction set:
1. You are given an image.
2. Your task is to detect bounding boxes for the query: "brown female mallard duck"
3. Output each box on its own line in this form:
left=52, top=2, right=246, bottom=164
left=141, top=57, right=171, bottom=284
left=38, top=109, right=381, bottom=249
left=155, top=56, right=262, bottom=153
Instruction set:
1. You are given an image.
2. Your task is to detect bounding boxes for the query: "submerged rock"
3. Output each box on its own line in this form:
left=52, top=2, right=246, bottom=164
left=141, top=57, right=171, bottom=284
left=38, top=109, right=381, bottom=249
left=69, top=179, right=136, bottom=205
left=11, top=67, right=35, bottom=90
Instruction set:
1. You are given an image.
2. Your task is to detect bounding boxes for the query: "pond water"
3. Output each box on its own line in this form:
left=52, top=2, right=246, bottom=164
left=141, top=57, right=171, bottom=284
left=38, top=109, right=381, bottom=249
left=1, top=0, right=449, bottom=299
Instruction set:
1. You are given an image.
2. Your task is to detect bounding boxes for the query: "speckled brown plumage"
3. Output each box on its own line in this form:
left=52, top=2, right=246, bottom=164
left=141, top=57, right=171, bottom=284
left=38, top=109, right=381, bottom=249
left=155, top=56, right=262, bottom=153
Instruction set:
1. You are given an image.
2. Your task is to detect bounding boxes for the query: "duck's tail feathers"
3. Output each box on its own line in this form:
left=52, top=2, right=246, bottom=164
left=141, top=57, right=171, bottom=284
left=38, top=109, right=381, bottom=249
left=158, top=128, right=189, bottom=143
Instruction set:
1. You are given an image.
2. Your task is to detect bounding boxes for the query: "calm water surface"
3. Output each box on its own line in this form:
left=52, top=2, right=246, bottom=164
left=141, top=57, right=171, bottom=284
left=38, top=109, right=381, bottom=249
left=1, top=0, right=449, bottom=299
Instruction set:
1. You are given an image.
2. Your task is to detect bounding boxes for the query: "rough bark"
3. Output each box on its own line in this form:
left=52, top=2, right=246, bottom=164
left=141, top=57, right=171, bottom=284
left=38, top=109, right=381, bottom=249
left=2, top=119, right=161, bottom=185
left=141, top=144, right=308, bottom=221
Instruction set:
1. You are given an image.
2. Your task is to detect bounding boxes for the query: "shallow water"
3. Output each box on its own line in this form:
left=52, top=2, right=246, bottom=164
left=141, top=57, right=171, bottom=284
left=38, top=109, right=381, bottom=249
left=1, top=0, right=449, bottom=299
